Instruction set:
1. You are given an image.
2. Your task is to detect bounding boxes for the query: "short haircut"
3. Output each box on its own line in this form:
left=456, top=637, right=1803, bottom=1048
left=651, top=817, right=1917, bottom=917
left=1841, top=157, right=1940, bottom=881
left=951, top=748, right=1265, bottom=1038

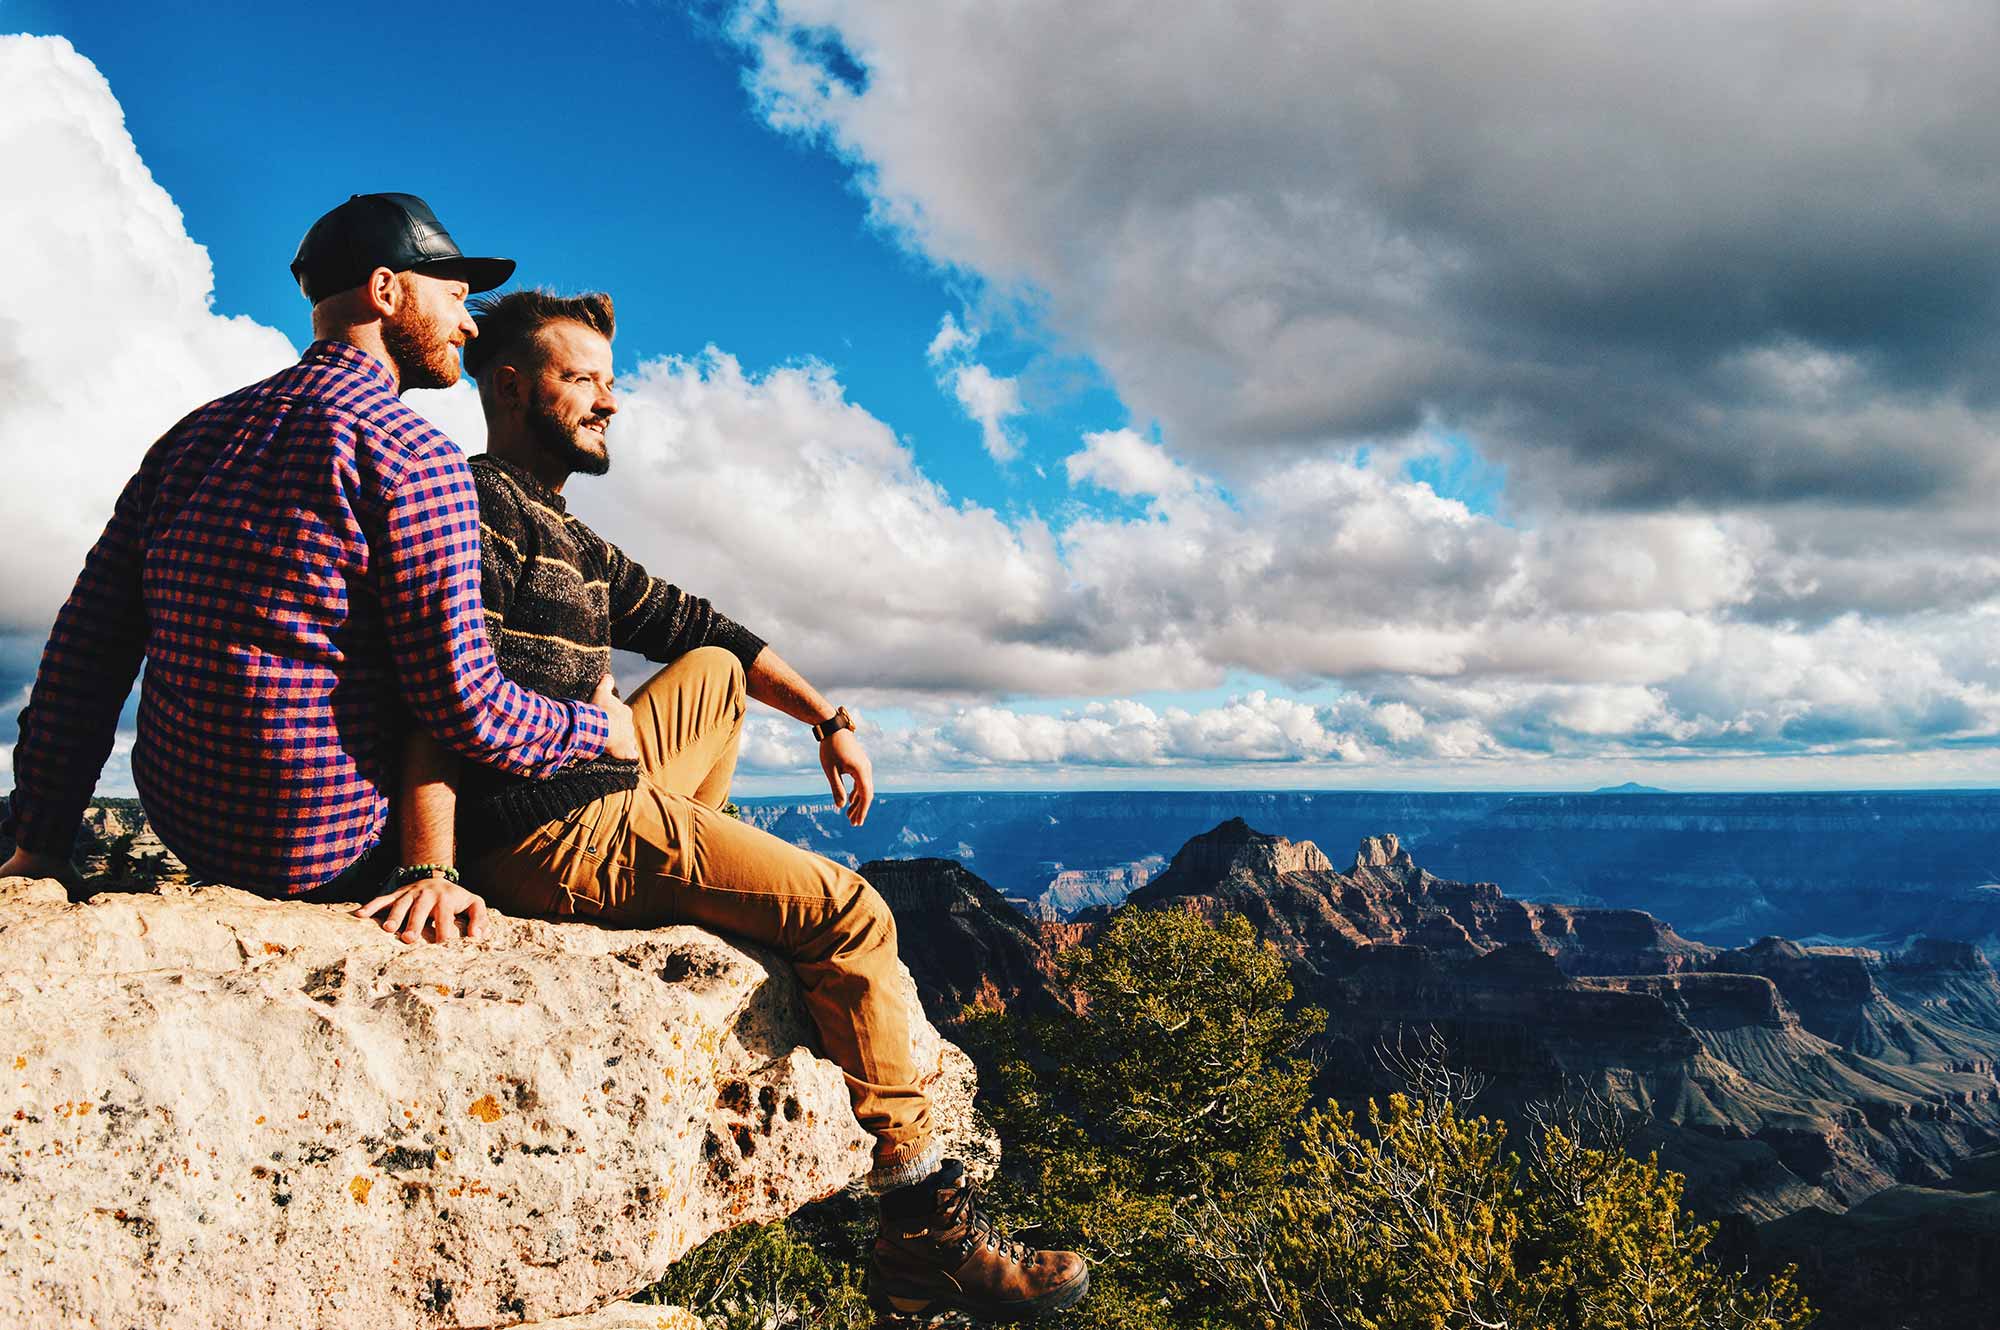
left=462, top=289, right=615, bottom=382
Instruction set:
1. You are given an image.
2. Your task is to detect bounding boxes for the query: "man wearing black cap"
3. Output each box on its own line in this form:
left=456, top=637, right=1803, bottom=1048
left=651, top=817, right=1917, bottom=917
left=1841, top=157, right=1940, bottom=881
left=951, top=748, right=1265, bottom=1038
left=1, top=193, right=638, bottom=913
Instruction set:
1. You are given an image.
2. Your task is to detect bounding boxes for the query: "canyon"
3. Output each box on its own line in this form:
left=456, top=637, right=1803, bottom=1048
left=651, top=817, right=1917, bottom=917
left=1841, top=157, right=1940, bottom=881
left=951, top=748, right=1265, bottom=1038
left=741, top=788, right=2000, bottom=953
left=864, top=818, right=2000, bottom=1230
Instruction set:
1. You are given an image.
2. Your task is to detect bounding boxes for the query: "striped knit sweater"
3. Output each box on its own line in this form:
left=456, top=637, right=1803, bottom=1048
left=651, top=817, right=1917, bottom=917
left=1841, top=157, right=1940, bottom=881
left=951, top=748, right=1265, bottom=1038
left=457, top=455, right=766, bottom=854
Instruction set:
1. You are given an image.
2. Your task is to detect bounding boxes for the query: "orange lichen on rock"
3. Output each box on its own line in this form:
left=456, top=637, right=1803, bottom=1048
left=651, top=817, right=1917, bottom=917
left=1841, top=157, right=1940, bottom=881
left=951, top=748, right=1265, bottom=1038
left=348, top=1177, right=372, bottom=1204
left=467, top=1095, right=504, bottom=1123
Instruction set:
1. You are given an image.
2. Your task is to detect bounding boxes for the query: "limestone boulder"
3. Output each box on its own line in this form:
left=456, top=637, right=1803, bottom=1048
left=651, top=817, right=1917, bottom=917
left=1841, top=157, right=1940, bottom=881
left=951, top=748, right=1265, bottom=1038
left=0, top=879, right=989, bottom=1329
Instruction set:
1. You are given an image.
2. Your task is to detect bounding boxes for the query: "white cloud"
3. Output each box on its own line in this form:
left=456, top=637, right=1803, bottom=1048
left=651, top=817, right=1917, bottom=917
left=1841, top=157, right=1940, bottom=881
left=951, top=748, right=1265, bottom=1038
left=946, top=362, right=1023, bottom=461
left=0, top=36, right=296, bottom=638
left=1063, top=428, right=1195, bottom=498
left=922, top=310, right=1022, bottom=462
left=3, top=32, right=1996, bottom=800
left=726, top=1, right=2000, bottom=524
left=924, top=312, right=976, bottom=364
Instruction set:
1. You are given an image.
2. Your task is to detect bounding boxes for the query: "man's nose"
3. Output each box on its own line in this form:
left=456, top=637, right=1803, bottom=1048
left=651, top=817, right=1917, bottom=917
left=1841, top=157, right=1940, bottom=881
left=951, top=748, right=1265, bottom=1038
left=597, top=387, right=619, bottom=416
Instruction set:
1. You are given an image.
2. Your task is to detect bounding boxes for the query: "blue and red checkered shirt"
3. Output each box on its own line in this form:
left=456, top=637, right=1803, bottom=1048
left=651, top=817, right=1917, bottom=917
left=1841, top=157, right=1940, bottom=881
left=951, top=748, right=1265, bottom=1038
left=5, top=341, right=611, bottom=894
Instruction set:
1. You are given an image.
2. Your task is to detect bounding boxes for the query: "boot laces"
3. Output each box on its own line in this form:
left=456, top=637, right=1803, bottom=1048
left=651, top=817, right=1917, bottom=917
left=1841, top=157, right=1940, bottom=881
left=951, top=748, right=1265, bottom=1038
left=944, top=1180, right=1036, bottom=1264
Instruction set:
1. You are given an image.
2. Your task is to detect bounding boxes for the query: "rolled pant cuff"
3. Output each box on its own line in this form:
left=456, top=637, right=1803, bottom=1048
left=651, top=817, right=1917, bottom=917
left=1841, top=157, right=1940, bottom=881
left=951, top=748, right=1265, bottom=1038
left=862, top=1138, right=946, bottom=1195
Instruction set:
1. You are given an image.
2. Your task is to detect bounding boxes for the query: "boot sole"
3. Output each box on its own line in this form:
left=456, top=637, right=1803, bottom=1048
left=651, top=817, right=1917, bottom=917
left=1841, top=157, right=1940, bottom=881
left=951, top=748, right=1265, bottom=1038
left=870, top=1263, right=1090, bottom=1323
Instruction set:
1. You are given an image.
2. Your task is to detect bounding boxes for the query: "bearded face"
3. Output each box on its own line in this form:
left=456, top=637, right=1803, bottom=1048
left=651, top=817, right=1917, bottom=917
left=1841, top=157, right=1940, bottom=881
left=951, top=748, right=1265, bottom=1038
left=526, top=379, right=612, bottom=477
left=381, top=272, right=468, bottom=390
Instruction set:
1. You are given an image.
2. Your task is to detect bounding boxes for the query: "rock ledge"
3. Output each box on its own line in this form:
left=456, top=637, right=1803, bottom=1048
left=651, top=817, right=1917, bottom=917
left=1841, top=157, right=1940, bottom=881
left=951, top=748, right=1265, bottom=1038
left=0, top=879, right=982, bottom=1330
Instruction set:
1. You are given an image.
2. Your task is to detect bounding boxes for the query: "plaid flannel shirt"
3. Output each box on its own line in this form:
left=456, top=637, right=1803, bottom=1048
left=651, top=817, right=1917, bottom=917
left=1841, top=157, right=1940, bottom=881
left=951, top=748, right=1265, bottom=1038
left=4, top=341, right=610, bottom=894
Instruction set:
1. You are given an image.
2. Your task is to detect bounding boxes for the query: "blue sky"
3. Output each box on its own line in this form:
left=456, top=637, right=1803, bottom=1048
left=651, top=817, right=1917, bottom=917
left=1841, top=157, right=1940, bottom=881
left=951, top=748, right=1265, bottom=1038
left=2, top=2, right=1998, bottom=795
left=4, top=0, right=1083, bottom=513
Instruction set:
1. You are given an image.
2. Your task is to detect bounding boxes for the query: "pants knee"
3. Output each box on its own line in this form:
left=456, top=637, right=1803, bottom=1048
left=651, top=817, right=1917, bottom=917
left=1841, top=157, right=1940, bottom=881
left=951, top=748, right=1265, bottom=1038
left=680, top=646, right=745, bottom=701
left=827, top=879, right=896, bottom=957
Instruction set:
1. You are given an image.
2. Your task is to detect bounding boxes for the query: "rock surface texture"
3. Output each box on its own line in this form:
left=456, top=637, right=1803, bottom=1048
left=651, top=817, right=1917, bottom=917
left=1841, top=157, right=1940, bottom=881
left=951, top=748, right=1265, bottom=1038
left=0, top=879, right=985, bottom=1330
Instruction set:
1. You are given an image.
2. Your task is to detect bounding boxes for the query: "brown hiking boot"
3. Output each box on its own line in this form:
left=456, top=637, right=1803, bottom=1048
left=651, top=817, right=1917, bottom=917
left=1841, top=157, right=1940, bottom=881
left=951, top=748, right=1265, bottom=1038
left=870, top=1160, right=1089, bottom=1322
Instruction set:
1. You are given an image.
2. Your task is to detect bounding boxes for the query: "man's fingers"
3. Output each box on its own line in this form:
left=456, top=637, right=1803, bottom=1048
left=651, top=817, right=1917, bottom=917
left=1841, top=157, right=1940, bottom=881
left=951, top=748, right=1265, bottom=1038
left=849, top=765, right=874, bottom=826
left=354, top=893, right=396, bottom=921
left=380, top=892, right=416, bottom=937
left=467, top=895, right=489, bottom=941
left=822, top=752, right=845, bottom=806
left=400, top=894, right=433, bottom=944
left=435, top=903, right=461, bottom=944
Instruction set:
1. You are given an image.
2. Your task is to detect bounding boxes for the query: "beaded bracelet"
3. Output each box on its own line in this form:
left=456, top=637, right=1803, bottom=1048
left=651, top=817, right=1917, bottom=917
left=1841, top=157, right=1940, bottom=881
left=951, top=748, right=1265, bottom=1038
left=387, top=862, right=460, bottom=890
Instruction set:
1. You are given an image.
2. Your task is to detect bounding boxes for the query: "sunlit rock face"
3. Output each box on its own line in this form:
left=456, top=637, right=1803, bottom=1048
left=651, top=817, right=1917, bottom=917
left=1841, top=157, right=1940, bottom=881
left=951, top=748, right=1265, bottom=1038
left=1122, top=820, right=2000, bottom=1221
left=0, top=879, right=985, bottom=1330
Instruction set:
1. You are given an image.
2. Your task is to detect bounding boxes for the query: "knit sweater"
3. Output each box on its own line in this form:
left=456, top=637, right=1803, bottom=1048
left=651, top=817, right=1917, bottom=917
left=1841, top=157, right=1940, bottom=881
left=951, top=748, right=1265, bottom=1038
left=457, top=455, right=766, bottom=854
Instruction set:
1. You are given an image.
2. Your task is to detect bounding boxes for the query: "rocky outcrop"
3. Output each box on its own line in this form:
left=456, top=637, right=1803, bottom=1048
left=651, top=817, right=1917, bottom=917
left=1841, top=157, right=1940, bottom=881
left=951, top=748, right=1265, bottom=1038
left=0, top=878, right=986, bottom=1330
left=1131, top=818, right=1710, bottom=977
left=1127, top=820, right=2000, bottom=1220
left=858, top=858, right=1070, bottom=1023
left=1023, top=858, right=1164, bottom=919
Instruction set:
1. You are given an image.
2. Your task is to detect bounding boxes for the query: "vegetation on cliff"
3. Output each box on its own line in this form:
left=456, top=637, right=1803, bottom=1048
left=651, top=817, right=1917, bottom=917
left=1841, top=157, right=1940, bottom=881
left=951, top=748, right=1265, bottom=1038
left=649, top=906, right=1814, bottom=1328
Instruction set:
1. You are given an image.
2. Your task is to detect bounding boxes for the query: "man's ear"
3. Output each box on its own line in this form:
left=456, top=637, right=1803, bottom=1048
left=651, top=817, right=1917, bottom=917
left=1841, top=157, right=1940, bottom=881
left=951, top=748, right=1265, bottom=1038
left=361, top=267, right=402, bottom=319
left=493, top=363, right=525, bottom=410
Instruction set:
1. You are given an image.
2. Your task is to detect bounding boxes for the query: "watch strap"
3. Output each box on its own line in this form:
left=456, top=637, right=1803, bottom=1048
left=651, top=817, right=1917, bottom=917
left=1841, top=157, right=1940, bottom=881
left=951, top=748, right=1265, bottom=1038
left=811, top=706, right=855, bottom=742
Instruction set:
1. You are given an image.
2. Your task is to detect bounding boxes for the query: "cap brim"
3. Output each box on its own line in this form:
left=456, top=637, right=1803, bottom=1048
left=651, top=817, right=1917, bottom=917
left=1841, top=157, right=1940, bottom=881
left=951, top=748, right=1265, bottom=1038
left=413, top=256, right=516, bottom=294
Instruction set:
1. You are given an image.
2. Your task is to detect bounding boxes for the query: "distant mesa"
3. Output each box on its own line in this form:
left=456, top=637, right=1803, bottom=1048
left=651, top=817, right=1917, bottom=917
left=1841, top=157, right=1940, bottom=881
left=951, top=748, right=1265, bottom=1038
left=1591, top=780, right=1670, bottom=794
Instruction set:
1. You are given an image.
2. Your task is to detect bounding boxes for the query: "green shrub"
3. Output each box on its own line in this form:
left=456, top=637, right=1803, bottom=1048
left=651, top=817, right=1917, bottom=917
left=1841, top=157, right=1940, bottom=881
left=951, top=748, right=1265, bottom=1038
left=650, top=905, right=1814, bottom=1330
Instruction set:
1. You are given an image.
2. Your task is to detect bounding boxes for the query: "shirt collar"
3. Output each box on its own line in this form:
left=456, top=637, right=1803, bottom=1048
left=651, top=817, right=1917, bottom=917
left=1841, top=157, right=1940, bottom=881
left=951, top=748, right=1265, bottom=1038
left=301, top=339, right=399, bottom=392
left=475, top=453, right=569, bottom=513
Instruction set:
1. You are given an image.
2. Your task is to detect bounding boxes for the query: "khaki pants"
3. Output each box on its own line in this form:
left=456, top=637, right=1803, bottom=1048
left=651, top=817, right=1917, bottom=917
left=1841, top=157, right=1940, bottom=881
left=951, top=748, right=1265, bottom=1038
left=470, top=647, right=933, bottom=1169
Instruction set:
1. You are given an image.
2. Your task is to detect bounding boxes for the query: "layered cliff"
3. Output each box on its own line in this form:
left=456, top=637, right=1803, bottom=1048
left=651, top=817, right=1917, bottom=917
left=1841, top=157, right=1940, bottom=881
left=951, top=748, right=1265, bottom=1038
left=1087, top=820, right=2000, bottom=1219
left=1131, top=820, right=1713, bottom=977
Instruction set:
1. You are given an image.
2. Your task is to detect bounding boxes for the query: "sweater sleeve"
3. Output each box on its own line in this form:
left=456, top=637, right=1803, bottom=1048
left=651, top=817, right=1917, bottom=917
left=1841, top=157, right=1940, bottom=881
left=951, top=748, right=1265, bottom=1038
left=599, top=533, right=766, bottom=669
left=373, top=447, right=608, bottom=774
left=4, top=448, right=157, bottom=853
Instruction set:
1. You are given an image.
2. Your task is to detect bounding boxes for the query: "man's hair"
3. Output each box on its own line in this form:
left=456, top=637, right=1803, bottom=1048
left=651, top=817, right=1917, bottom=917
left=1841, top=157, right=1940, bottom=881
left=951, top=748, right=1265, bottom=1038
left=462, top=288, right=615, bottom=382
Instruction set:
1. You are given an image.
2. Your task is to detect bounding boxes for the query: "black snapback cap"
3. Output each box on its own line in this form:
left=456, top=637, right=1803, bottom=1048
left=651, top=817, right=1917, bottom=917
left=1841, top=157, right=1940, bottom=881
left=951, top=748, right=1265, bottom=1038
left=290, top=192, right=515, bottom=304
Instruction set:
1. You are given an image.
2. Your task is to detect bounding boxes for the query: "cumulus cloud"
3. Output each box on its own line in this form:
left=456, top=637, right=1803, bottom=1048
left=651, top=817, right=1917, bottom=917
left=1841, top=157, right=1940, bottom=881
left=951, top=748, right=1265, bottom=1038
left=1063, top=428, right=1196, bottom=499
left=0, top=35, right=297, bottom=779
left=726, top=1, right=2000, bottom=522
left=0, top=35, right=296, bottom=642
left=4, top=31, right=1995, bottom=800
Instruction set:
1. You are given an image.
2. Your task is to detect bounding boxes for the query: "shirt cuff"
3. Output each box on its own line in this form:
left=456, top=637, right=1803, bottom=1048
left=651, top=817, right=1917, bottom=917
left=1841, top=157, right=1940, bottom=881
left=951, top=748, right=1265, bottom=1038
left=2, top=792, right=79, bottom=858
left=571, top=701, right=611, bottom=763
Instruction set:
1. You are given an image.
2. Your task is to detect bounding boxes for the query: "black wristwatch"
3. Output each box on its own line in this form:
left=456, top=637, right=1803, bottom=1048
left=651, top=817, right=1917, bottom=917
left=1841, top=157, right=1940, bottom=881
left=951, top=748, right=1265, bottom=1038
left=811, top=706, right=855, bottom=742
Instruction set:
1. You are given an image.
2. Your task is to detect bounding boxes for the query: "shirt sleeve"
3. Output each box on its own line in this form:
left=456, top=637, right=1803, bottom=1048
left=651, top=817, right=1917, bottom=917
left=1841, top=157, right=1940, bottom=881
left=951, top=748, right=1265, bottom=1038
left=374, top=448, right=609, bottom=775
left=4, top=451, right=157, bottom=854
left=599, top=531, right=766, bottom=669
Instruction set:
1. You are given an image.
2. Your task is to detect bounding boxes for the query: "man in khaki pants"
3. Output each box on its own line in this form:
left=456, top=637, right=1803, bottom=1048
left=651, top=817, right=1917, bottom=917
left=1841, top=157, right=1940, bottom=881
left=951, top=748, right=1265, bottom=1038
left=358, top=289, right=1087, bottom=1323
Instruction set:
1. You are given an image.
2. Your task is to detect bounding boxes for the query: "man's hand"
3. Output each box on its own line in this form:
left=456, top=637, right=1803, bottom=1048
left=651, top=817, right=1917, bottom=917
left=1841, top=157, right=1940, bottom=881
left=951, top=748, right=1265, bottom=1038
left=821, top=728, right=874, bottom=827
left=355, top=876, right=489, bottom=944
left=594, top=673, right=640, bottom=761
left=0, top=848, right=82, bottom=891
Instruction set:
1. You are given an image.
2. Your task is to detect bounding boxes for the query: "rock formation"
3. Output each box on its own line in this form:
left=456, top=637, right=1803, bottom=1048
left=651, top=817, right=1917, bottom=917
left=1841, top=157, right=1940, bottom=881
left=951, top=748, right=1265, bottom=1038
left=0, top=878, right=986, bottom=1330
left=1131, top=817, right=1713, bottom=977
left=1124, top=820, right=2000, bottom=1220
left=858, top=857, right=1070, bottom=1024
